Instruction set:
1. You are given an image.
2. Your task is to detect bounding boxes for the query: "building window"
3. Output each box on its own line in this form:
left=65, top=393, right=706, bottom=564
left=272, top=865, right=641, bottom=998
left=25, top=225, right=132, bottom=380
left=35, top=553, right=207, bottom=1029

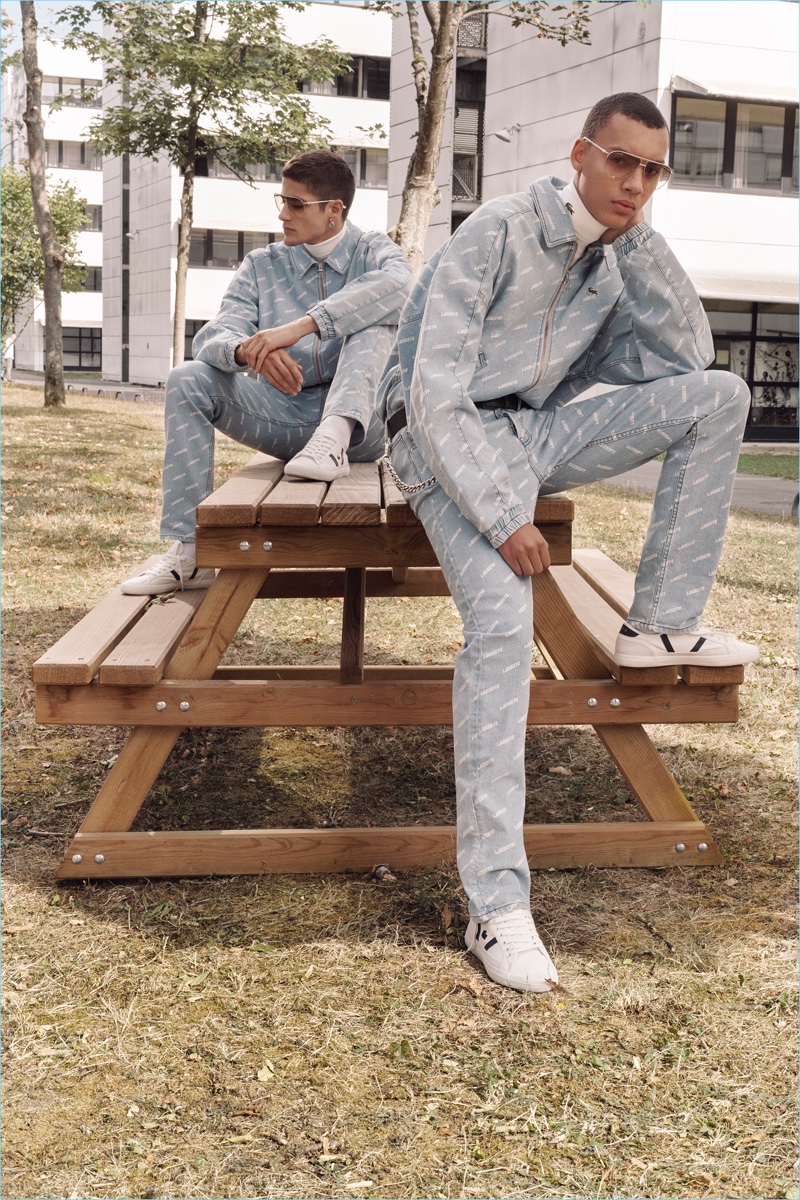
left=45, top=140, right=102, bottom=170
left=83, top=266, right=102, bottom=292
left=202, top=153, right=282, bottom=182
left=41, top=76, right=101, bottom=107
left=452, top=103, right=484, bottom=203
left=457, top=11, right=487, bottom=50
left=301, top=56, right=390, bottom=100
left=333, top=147, right=388, bottom=190
left=81, top=205, right=103, bottom=231
left=705, top=300, right=798, bottom=437
left=59, top=326, right=101, bottom=371
left=188, top=229, right=283, bottom=268
left=185, top=319, right=208, bottom=362
left=672, top=95, right=798, bottom=194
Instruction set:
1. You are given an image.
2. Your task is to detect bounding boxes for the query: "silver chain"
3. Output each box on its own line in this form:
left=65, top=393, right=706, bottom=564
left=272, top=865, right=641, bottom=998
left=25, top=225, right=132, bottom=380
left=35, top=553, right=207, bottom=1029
left=382, top=440, right=437, bottom=495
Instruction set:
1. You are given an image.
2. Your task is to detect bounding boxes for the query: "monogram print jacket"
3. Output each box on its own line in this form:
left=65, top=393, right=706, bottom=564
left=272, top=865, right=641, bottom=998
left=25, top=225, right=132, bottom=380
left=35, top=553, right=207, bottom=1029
left=380, top=176, right=714, bottom=548
left=193, top=222, right=412, bottom=390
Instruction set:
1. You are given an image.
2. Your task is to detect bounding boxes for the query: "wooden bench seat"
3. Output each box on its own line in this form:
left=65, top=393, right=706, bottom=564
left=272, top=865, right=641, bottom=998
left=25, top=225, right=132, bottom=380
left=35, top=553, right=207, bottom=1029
left=33, top=453, right=744, bottom=881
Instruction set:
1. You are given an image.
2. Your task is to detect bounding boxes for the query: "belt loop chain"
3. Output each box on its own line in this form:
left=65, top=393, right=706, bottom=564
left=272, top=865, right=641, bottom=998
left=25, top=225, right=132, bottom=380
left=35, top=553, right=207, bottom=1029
left=382, top=441, right=437, bottom=495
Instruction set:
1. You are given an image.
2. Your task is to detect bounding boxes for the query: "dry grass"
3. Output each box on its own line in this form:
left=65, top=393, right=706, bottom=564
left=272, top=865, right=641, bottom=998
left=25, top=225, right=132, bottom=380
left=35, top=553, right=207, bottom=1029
left=2, top=386, right=798, bottom=1200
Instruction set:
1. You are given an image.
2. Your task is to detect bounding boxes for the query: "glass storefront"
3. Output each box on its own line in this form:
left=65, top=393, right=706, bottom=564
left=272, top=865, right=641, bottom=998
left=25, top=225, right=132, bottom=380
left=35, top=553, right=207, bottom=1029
left=704, top=300, right=798, bottom=440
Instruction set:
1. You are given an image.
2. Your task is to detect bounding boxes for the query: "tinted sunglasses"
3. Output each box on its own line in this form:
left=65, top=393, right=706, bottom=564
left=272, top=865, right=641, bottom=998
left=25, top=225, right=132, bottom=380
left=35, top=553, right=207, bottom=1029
left=273, top=194, right=339, bottom=213
left=583, top=137, right=672, bottom=188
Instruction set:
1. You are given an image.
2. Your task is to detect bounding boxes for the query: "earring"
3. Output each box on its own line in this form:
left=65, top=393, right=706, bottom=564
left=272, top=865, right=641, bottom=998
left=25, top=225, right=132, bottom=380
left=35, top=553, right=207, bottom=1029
left=328, top=218, right=335, bottom=228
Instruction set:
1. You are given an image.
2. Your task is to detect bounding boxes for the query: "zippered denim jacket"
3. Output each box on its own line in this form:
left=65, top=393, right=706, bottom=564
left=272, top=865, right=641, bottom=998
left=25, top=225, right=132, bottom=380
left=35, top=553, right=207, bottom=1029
left=193, top=222, right=412, bottom=390
left=381, top=176, right=714, bottom=549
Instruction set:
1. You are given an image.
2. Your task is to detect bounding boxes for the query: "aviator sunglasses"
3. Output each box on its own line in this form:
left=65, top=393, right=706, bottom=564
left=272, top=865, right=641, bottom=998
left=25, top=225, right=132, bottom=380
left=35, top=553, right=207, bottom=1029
left=582, top=137, right=672, bottom=188
left=274, top=193, right=339, bottom=213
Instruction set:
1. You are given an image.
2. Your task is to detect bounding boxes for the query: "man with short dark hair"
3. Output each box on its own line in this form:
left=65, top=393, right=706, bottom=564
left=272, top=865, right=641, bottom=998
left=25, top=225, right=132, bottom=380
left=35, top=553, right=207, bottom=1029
left=381, top=92, right=758, bottom=993
left=123, top=149, right=411, bottom=596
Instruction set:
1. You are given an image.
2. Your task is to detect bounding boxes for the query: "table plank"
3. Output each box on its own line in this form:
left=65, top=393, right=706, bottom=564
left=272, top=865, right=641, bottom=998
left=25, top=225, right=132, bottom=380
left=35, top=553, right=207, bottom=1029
left=321, top=461, right=382, bottom=526
left=56, top=821, right=721, bottom=879
left=98, top=590, right=206, bottom=686
left=196, top=453, right=284, bottom=526
left=260, top=477, right=328, bottom=525
left=32, top=569, right=155, bottom=684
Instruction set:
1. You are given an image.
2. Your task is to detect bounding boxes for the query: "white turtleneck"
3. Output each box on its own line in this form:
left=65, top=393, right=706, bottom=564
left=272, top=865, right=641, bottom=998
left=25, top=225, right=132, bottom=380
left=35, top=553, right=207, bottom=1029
left=303, top=223, right=347, bottom=261
left=559, top=179, right=608, bottom=260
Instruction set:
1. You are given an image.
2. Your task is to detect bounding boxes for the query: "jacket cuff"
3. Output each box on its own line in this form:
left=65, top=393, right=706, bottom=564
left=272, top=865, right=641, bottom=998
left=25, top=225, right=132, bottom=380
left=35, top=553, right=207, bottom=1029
left=486, top=504, right=529, bottom=550
left=613, top=222, right=653, bottom=260
left=225, top=339, right=250, bottom=372
left=307, top=302, right=335, bottom=342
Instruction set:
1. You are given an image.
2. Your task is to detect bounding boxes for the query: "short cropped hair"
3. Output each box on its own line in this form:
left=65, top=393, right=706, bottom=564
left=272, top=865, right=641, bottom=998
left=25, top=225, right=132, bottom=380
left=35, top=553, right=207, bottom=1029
left=581, top=93, right=668, bottom=141
left=282, top=150, right=356, bottom=212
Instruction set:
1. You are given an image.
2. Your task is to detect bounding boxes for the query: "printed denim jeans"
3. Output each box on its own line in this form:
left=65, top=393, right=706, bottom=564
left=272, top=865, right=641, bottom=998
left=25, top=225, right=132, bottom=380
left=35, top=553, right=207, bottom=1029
left=160, top=324, right=391, bottom=542
left=390, top=369, right=750, bottom=919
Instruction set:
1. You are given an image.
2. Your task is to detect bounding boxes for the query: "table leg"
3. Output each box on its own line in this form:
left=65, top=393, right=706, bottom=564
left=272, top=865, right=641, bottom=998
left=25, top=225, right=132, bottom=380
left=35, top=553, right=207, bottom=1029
left=340, top=567, right=366, bottom=685
left=61, top=568, right=269, bottom=857
left=532, top=571, right=719, bottom=842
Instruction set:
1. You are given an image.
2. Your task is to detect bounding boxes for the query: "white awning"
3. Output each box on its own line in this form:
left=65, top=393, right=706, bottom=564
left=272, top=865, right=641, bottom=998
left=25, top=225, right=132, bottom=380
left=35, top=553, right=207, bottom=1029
left=671, top=74, right=798, bottom=106
left=694, top=277, right=798, bottom=305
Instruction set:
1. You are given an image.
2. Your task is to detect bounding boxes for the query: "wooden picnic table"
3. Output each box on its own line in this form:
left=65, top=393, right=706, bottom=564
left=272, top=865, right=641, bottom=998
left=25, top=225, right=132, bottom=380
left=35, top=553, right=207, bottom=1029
left=33, top=454, right=744, bottom=880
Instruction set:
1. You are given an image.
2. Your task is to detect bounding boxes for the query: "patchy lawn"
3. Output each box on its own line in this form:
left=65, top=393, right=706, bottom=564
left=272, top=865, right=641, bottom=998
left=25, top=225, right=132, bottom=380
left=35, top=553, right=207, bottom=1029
left=3, top=386, right=797, bottom=1200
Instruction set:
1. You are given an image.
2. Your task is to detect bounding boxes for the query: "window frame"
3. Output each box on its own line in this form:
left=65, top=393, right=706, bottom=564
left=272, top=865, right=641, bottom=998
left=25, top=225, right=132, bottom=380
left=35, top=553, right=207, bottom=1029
left=57, top=325, right=102, bottom=371
left=187, top=229, right=283, bottom=269
left=670, top=92, right=798, bottom=196
left=704, top=300, right=798, bottom=439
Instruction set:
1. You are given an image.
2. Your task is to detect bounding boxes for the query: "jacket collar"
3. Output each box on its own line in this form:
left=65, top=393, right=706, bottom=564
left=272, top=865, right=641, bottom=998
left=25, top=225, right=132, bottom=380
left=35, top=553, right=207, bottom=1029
left=530, top=176, right=616, bottom=268
left=287, top=221, right=361, bottom=277
left=530, top=177, right=578, bottom=247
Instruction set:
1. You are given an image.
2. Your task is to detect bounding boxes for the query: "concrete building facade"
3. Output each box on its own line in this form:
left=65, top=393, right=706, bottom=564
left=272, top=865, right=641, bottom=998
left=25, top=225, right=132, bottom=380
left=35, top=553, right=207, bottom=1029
left=388, top=1, right=799, bottom=440
left=3, top=2, right=392, bottom=386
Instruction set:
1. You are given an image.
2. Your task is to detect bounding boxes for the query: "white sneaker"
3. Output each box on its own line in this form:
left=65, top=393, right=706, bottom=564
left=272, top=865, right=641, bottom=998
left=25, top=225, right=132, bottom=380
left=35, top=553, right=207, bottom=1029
left=614, top=623, right=760, bottom=668
left=465, top=908, right=559, bottom=993
left=284, top=430, right=349, bottom=482
left=120, top=541, right=215, bottom=596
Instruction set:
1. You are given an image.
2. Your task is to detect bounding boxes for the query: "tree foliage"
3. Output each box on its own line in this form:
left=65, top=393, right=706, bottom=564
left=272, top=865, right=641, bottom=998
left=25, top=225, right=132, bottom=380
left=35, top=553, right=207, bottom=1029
left=61, top=1, right=349, bottom=364
left=1, top=165, right=87, bottom=345
left=373, top=1, right=593, bottom=272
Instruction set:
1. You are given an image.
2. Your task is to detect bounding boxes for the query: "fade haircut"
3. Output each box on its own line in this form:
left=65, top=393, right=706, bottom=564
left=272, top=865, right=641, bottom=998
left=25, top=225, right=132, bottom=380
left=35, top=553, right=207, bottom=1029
left=282, top=150, right=356, bottom=212
left=581, top=93, right=668, bottom=141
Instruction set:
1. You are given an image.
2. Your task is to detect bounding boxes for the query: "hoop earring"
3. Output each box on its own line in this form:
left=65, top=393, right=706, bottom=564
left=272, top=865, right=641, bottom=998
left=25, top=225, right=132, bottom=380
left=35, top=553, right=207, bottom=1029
left=328, top=218, right=335, bottom=228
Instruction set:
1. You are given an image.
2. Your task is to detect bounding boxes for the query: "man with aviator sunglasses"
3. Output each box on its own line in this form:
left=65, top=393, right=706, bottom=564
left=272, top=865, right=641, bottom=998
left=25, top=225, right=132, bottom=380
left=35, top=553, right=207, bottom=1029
left=381, top=92, right=758, bottom=994
left=123, top=149, right=411, bottom=596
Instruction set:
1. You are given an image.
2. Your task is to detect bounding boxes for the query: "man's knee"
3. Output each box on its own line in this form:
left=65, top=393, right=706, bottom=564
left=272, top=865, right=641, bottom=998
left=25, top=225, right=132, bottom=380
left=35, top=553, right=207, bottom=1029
left=704, top=369, right=751, bottom=415
left=167, top=358, right=220, bottom=394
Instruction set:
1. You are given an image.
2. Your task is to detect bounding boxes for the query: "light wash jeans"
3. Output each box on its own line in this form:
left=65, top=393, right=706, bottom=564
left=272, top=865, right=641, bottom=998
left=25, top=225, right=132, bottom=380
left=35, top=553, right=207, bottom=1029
left=389, top=369, right=750, bottom=920
left=160, top=325, right=391, bottom=542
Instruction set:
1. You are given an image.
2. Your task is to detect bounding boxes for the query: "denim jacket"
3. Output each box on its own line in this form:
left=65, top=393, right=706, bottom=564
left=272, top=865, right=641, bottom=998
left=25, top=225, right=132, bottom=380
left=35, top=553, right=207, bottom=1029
left=193, top=222, right=412, bottom=390
left=381, top=176, right=713, bottom=548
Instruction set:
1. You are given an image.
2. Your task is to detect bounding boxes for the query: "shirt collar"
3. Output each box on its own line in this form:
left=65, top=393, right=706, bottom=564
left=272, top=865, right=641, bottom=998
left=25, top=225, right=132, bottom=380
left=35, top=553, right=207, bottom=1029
left=559, top=179, right=608, bottom=252
left=288, top=221, right=360, bottom=277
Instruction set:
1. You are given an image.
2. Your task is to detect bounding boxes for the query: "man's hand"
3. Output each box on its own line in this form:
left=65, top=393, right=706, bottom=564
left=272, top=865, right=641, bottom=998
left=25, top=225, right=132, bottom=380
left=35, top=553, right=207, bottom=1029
left=236, top=315, right=319, bottom=376
left=257, top=348, right=304, bottom=395
left=498, top=523, right=551, bottom=577
left=600, top=206, right=645, bottom=244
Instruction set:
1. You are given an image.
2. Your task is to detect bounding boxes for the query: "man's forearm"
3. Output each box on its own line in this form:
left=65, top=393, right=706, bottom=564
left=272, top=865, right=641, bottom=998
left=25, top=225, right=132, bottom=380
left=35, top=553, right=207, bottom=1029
left=235, top=315, right=320, bottom=365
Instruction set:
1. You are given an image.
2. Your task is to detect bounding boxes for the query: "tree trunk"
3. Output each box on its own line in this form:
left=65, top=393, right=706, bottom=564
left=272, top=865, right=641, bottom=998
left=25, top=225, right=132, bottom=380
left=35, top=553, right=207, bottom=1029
left=20, top=0, right=65, bottom=407
left=173, top=151, right=196, bottom=367
left=391, top=2, right=462, bottom=274
left=172, top=1, right=208, bottom=367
